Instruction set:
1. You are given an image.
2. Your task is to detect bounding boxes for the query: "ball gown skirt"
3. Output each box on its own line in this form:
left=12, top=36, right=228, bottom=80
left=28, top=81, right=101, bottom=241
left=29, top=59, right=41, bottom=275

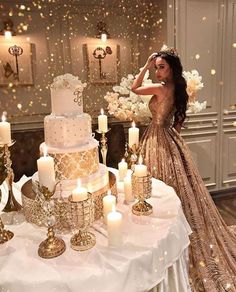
left=140, top=97, right=236, bottom=291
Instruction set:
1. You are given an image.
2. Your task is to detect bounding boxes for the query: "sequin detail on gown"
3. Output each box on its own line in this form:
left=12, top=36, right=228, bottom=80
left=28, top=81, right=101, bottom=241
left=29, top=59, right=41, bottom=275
left=140, top=95, right=236, bottom=292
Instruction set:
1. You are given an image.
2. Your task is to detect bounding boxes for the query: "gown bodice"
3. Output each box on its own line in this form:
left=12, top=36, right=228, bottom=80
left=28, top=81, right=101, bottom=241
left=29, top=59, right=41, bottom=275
left=149, top=94, right=175, bottom=127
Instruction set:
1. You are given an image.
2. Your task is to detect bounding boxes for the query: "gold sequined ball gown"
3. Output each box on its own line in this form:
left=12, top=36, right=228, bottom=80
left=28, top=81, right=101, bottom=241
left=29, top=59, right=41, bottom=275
left=140, top=94, right=236, bottom=291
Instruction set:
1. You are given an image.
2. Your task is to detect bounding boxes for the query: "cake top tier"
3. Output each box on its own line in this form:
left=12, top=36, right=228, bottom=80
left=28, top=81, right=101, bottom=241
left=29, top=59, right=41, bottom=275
left=50, top=74, right=87, bottom=116
left=50, top=73, right=87, bottom=91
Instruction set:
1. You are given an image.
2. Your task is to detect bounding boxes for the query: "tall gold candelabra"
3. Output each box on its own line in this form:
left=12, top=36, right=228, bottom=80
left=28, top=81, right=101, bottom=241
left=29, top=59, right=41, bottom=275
left=96, top=128, right=111, bottom=165
left=0, top=150, right=14, bottom=244
left=0, top=141, right=22, bottom=212
left=37, top=184, right=66, bottom=259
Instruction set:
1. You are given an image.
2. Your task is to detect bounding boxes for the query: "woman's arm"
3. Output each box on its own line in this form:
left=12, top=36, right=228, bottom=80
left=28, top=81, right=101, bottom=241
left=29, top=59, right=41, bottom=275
left=131, top=53, right=161, bottom=96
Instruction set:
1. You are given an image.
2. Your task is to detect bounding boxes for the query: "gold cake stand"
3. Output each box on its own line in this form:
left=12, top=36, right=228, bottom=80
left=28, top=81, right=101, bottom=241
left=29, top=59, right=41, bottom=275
left=21, top=172, right=117, bottom=231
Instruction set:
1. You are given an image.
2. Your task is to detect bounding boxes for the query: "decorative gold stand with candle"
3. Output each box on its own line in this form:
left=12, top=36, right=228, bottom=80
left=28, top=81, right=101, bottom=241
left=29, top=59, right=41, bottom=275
left=125, top=121, right=140, bottom=170
left=21, top=172, right=118, bottom=230
left=1, top=141, right=22, bottom=212
left=37, top=184, right=66, bottom=259
left=124, top=142, right=140, bottom=170
left=96, top=128, right=111, bottom=166
left=68, top=193, right=96, bottom=251
left=131, top=173, right=153, bottom=216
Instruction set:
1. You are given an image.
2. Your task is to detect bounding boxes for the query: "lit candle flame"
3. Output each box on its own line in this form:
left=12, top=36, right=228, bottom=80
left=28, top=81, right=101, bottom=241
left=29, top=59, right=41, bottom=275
left=1, top=113, right=6, bottom=122
left=112, top=204, right=116, bottom=212
left=138, top=155, right=143, bottom=165
left=101, top=108, right=104, bottom=115
left=132, top=121, right=135, bottom=128
left=121, top=158, right=125, bottom=163
left=4, top=31, right=12, bottom=40
left=77, top=179, right=81, bottom=188
left=107, top=189, right=111, bottom=196
left=87, top=182, right=91, bottom=192
left=43, top=145, right=48, bottom=157
left=101, top=33, right=107, bottom=42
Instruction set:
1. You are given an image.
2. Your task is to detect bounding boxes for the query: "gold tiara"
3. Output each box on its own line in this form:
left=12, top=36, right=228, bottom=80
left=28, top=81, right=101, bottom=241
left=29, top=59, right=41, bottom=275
left=159, top=44, right=178, bottom=56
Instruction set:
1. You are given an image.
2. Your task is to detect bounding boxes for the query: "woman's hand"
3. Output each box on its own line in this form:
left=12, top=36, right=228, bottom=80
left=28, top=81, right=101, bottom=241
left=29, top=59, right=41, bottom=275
left=144, top=53, right=158, bottom=69
left=131, top=52, right=160, bottom=95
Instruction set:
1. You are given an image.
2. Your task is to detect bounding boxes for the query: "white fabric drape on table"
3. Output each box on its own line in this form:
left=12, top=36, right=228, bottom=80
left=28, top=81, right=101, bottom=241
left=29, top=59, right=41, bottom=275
left=0, top=169, right=192, bottom=292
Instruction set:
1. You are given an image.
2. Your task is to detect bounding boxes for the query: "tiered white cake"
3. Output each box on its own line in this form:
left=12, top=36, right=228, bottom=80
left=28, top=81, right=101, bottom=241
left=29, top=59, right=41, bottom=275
left=32, top=73, right=109, bottom=197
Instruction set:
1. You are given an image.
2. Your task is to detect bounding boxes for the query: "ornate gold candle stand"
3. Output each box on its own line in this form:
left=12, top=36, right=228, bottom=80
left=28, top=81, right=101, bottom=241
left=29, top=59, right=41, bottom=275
left=131, top=173, right=153, bottom=216
left=37, top=184, right=66, bottom=259
left=0, top=154, right=13, bottom=244
left=0, top=141, right=22, bottom=212
left=124, top=142, right=140, bottom=170
left=68, top=193, right=96, bottom=251
left=0, top=215, right=14, bottom=244
left=96, top=128, right=111, bottom=165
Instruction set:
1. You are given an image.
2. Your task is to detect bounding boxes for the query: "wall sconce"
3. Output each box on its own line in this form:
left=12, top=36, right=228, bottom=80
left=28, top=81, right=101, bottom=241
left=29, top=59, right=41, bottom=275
left=0, top=19, right=16, bottom=40
left=96, top=21, right=110, bottom=42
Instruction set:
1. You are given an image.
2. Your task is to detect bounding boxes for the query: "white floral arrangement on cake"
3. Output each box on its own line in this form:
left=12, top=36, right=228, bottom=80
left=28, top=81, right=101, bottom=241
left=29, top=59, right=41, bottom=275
left=104, top=69, right=206, bottom=123
left=104, top=70, right=153, bottom=124
left=183, top=70, right=206, bottom=114
left=51, top=73, right=87, bottom=92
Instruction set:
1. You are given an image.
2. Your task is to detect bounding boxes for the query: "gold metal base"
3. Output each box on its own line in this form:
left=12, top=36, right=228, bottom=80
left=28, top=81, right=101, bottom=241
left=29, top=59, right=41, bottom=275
left=0, top=216, right=14, bottom=244
left=132, top=200, right=153, bottom=216
left=38, top=236, right=66, bottom=259
left=2, top=190, right=22, bottom=212
left=70, top=231, right=96, bottom=251
left=0, top=229, right=14, bottom=244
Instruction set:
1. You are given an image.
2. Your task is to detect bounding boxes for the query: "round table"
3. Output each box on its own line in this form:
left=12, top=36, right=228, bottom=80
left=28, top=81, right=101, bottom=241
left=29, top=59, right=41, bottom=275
left=0, top=168, right=192, bottom=292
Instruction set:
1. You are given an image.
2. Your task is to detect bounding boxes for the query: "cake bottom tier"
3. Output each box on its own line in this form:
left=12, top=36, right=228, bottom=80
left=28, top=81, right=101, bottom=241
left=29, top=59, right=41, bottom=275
left=32, top=164, right=109, bottom=197
left=21, top=172, right=117, bottom=232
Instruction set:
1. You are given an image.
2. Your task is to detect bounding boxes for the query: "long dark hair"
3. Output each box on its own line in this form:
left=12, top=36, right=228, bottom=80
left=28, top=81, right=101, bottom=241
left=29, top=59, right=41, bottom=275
left=156, top=50, right=188, bottom=126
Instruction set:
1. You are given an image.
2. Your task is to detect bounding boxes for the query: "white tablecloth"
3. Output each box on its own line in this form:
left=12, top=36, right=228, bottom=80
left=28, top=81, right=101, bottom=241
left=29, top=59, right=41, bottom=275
left=0, top=169, right=192, bottom=292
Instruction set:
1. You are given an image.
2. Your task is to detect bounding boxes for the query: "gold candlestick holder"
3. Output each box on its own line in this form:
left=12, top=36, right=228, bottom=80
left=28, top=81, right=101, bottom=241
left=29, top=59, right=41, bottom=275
left=37, top=184, right=66, bottom=259
left=124, top=142, right=140, bottom=170
left=0, top=153, right=13, bottom=244
left=131, top=173, right=153, bottom=216
left=0, top=141, right=22, bottom=213
left=0, top=214, right=14, bottom=244
left=68, top=193, right=96, bottom=251
left=96, top=128, right=111, bottom=165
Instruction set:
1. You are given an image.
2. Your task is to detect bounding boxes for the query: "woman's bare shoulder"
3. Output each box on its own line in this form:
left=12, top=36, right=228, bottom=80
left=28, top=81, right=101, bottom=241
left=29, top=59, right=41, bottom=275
left=131, top=82, right=163, bottom=96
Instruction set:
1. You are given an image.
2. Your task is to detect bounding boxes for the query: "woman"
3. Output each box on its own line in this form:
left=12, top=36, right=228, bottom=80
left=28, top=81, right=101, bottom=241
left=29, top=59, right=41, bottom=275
left=131, top=48, right=236, bottom=291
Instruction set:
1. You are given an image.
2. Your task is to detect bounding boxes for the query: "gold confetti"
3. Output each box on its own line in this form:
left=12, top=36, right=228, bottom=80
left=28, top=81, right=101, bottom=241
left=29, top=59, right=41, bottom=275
left=199, top=261, right=205, bottom=267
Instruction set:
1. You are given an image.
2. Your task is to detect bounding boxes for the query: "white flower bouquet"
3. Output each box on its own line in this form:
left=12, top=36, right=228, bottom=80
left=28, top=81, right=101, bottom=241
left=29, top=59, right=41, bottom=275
left=104, top=70, right=153, bottom=124
left=51, top=73, right=87, bottom=92
left=183, top=70, right=206, bottom=114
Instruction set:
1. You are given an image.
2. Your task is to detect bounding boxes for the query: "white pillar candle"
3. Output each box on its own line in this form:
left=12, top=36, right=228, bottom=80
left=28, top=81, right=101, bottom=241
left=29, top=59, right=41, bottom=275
left=37, top=147, right=55, bottom=192
left=98, top=108, right=108, bottom=132
left=124, top=175, right=133, bottom=203
left=128, top=121, right=139, bottom=148
left=103, top=190, right=116, bottom=223
left=134, top=164, right=147, bottom=177
left=107, top=207, right=123, bottom=247
left=72, top=179, right=88, bottom=201
left=0, top=113, right=11, bottom=145
left=118, top=158, right=128, bottom=181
